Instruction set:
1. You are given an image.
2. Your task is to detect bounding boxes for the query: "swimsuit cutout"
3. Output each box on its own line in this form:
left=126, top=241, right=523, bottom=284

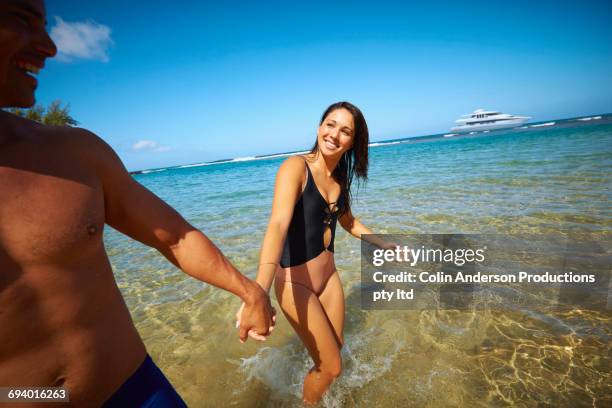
left=280, top=159, right=345, bottom=268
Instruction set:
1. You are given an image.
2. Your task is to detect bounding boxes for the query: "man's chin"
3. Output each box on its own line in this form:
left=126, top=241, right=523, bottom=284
left=0, top=94, right=36, bottom=109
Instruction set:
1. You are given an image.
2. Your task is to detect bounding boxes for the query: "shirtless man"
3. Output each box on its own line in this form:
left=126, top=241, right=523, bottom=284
left=0, top=1, right=274, bottom=406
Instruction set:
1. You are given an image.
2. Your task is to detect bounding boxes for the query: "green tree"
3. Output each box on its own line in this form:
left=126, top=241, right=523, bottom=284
left=42, top=100, right=78, bottom=126
left=25, top=105, right=44, bottom=122
left=4, top=100, right=78, bottom=126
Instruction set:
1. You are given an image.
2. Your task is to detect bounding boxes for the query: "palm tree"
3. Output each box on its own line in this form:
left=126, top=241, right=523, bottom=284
left=5, top=100, right=78, bottom=126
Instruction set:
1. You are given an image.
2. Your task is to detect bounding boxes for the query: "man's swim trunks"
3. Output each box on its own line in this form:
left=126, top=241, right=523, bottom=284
left=102, top=354, right=187, bottom=407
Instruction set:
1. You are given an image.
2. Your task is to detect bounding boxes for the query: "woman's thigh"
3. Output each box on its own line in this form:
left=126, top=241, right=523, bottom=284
left=275, top=280, right=342, bottom=371
left=317, top=271, right=345, bottom=347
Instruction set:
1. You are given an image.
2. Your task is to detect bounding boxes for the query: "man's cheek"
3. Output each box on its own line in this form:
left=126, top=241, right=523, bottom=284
left=0, top=35, right=21, bottom=87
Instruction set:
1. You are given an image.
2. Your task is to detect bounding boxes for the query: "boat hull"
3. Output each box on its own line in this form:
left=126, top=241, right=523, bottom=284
left=451, top=118, right=529, bottom=133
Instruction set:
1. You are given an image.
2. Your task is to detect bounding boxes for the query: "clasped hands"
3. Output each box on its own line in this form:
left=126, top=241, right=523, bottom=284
left=235, top=281, right=276, bottom=342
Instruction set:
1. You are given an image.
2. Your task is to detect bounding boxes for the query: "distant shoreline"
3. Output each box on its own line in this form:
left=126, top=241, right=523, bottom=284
left=129, top=112, right=611, bottom=175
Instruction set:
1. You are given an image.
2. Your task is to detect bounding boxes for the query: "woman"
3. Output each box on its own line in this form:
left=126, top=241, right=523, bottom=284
left=237, top=101, right=390, bottom=404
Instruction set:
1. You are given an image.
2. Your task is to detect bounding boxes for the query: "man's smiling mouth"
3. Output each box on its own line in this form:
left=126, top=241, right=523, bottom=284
left=13, top=60, right=42, bottom=75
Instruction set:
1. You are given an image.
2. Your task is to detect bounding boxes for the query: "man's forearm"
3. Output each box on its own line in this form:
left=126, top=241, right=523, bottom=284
left=159, top=229, right=255, bottom=301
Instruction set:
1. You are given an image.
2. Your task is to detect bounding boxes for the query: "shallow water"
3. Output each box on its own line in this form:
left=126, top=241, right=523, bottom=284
left=106, top=118, right=612, bottom=407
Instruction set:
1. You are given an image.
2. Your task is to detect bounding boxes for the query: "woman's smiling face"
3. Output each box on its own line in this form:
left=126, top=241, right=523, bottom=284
left=316, top=108, right=355, bottom=158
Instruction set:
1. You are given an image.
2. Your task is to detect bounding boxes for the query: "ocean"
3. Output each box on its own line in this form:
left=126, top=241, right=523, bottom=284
left=105, top=115, right=611, bottom=407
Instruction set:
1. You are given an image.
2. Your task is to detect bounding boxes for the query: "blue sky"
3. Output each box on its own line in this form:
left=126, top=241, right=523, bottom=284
left=38, top=0, right=612, bottom=171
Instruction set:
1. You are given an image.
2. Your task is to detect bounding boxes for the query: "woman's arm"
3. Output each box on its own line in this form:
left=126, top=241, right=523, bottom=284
left=255, top=156, right=306, bottom=292
left=339, top=207, right=396, bottom=249
left=236, top=157, right=305, bottom=340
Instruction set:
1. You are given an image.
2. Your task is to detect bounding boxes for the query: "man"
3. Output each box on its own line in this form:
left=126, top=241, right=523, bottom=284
left=0, top=1, right=274, bottom=406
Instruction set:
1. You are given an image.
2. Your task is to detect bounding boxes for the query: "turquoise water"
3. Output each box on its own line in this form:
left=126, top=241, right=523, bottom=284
left=106, top=118, right=611, bottom=407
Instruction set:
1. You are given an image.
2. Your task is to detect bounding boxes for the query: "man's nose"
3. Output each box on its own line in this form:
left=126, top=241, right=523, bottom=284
left=35, top=29, right=58, bottom=58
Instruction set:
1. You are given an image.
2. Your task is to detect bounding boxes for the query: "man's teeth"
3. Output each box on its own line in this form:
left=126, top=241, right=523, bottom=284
left=15, top=61, right=41, bottom=75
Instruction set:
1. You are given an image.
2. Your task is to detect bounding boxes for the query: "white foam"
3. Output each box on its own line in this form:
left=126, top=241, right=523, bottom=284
left=257, top=150, right=310, bottom=160
left=238, top=328, right=405, bottom=407
left=141, top=168, right=166, bottom=174
left=530, top=121, right=555, bottom=128
left=443, top=133, right=458, bottom=138
left=177, top=162, right=209, bottom=168
left=232, top=156, right=257, bottom=162
left=369, top=141, right=401, bottom=147
left=179, top=151, right=311, bottom=170
left=577, top=116, right=602, bottom=121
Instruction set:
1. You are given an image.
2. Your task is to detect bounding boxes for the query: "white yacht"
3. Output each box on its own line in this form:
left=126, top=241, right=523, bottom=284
left=451, top=109, right=530, bottom=133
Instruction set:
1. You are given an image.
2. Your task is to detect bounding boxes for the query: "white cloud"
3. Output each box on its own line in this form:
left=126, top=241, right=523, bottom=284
left=132, top=140, right=171, bottom=153
left=50, top=17, right=112, bottom=62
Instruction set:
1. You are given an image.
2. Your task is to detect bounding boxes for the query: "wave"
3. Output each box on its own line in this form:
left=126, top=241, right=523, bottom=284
left=140, top=168, right=166, bottom=174
left=577, top=116, right=602, bottom=121
left=256, top=150, right=310, bottom=160
left=443, top=133, right=458, bottom=138
left=177, top=162, right=209, bottom=168
left=530, top=122, right=555, bottom=128
left=176, top=151, right=311, bottom=170
left=232, top=156, right=257, bottom=162
left=239, top=327, right=404, bottom=407
left=369, top=141, right=401, bottom=147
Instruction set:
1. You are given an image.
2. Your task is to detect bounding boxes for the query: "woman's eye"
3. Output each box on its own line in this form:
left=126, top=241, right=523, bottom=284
left=326, top=123, right=334, bottom=128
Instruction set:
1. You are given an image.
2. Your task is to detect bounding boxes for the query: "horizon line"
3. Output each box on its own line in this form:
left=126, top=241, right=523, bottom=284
left=128, top=111, right=611, bottom=174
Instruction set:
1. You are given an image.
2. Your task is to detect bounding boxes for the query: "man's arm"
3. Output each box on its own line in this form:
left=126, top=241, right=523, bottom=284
left=78, top=129, right=274, bottom=341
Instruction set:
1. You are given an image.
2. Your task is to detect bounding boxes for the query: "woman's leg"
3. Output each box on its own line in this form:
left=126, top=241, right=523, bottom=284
left=275, top=280, right=342, bottom=405
left=317, top=271, right=345, bottom=347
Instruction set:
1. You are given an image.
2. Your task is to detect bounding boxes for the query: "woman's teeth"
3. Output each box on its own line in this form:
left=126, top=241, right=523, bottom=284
left=14, top=61, right=41, bottom=75
left=325, top=139, right=338, bottom=150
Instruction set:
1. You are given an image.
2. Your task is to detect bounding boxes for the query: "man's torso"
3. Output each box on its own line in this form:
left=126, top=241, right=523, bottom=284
left=0, top=118, right=146, bottom=406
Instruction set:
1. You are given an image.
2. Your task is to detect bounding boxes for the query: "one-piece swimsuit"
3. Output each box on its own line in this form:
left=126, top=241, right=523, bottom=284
left=276, top=159, right=345, bottom=294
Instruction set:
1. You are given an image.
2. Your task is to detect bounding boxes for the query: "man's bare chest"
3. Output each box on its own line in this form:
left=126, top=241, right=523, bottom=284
left=0, top=165, right=105, bottom=265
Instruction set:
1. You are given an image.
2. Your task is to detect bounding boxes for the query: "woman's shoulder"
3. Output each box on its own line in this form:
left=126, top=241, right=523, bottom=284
left=277, top=155, right=307, bottom=183
left=281, top=155, right=307, bottom=170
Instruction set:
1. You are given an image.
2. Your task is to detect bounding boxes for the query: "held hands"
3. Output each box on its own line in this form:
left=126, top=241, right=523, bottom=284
left=235, top=281, right=276, bottom=343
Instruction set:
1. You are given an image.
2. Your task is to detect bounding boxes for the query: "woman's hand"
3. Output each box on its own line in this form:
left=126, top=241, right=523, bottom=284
left=235, top=282, right=276, bottom=342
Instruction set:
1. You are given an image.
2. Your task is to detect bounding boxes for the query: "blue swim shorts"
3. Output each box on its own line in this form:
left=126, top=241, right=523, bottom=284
left=102, top=354, right=187, bottom=407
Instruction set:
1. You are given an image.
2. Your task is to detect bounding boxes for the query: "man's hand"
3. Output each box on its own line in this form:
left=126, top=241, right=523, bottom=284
left=235, top=281, right=276, bottom=343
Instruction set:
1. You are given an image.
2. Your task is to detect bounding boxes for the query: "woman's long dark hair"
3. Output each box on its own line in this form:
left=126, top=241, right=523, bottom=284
left=309, top=101, right=369, bottom=216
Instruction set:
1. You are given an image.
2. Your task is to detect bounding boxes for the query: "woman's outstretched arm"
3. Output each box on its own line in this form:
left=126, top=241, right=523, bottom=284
left=339, top=208, right=396, bottom=249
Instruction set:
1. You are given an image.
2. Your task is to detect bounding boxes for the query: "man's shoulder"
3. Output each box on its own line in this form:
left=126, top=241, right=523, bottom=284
left=39, top=124, right=106, bottom=150
left=35, top=124, right=118, bottom=165
left=22, top=123, right=127, bottom=183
